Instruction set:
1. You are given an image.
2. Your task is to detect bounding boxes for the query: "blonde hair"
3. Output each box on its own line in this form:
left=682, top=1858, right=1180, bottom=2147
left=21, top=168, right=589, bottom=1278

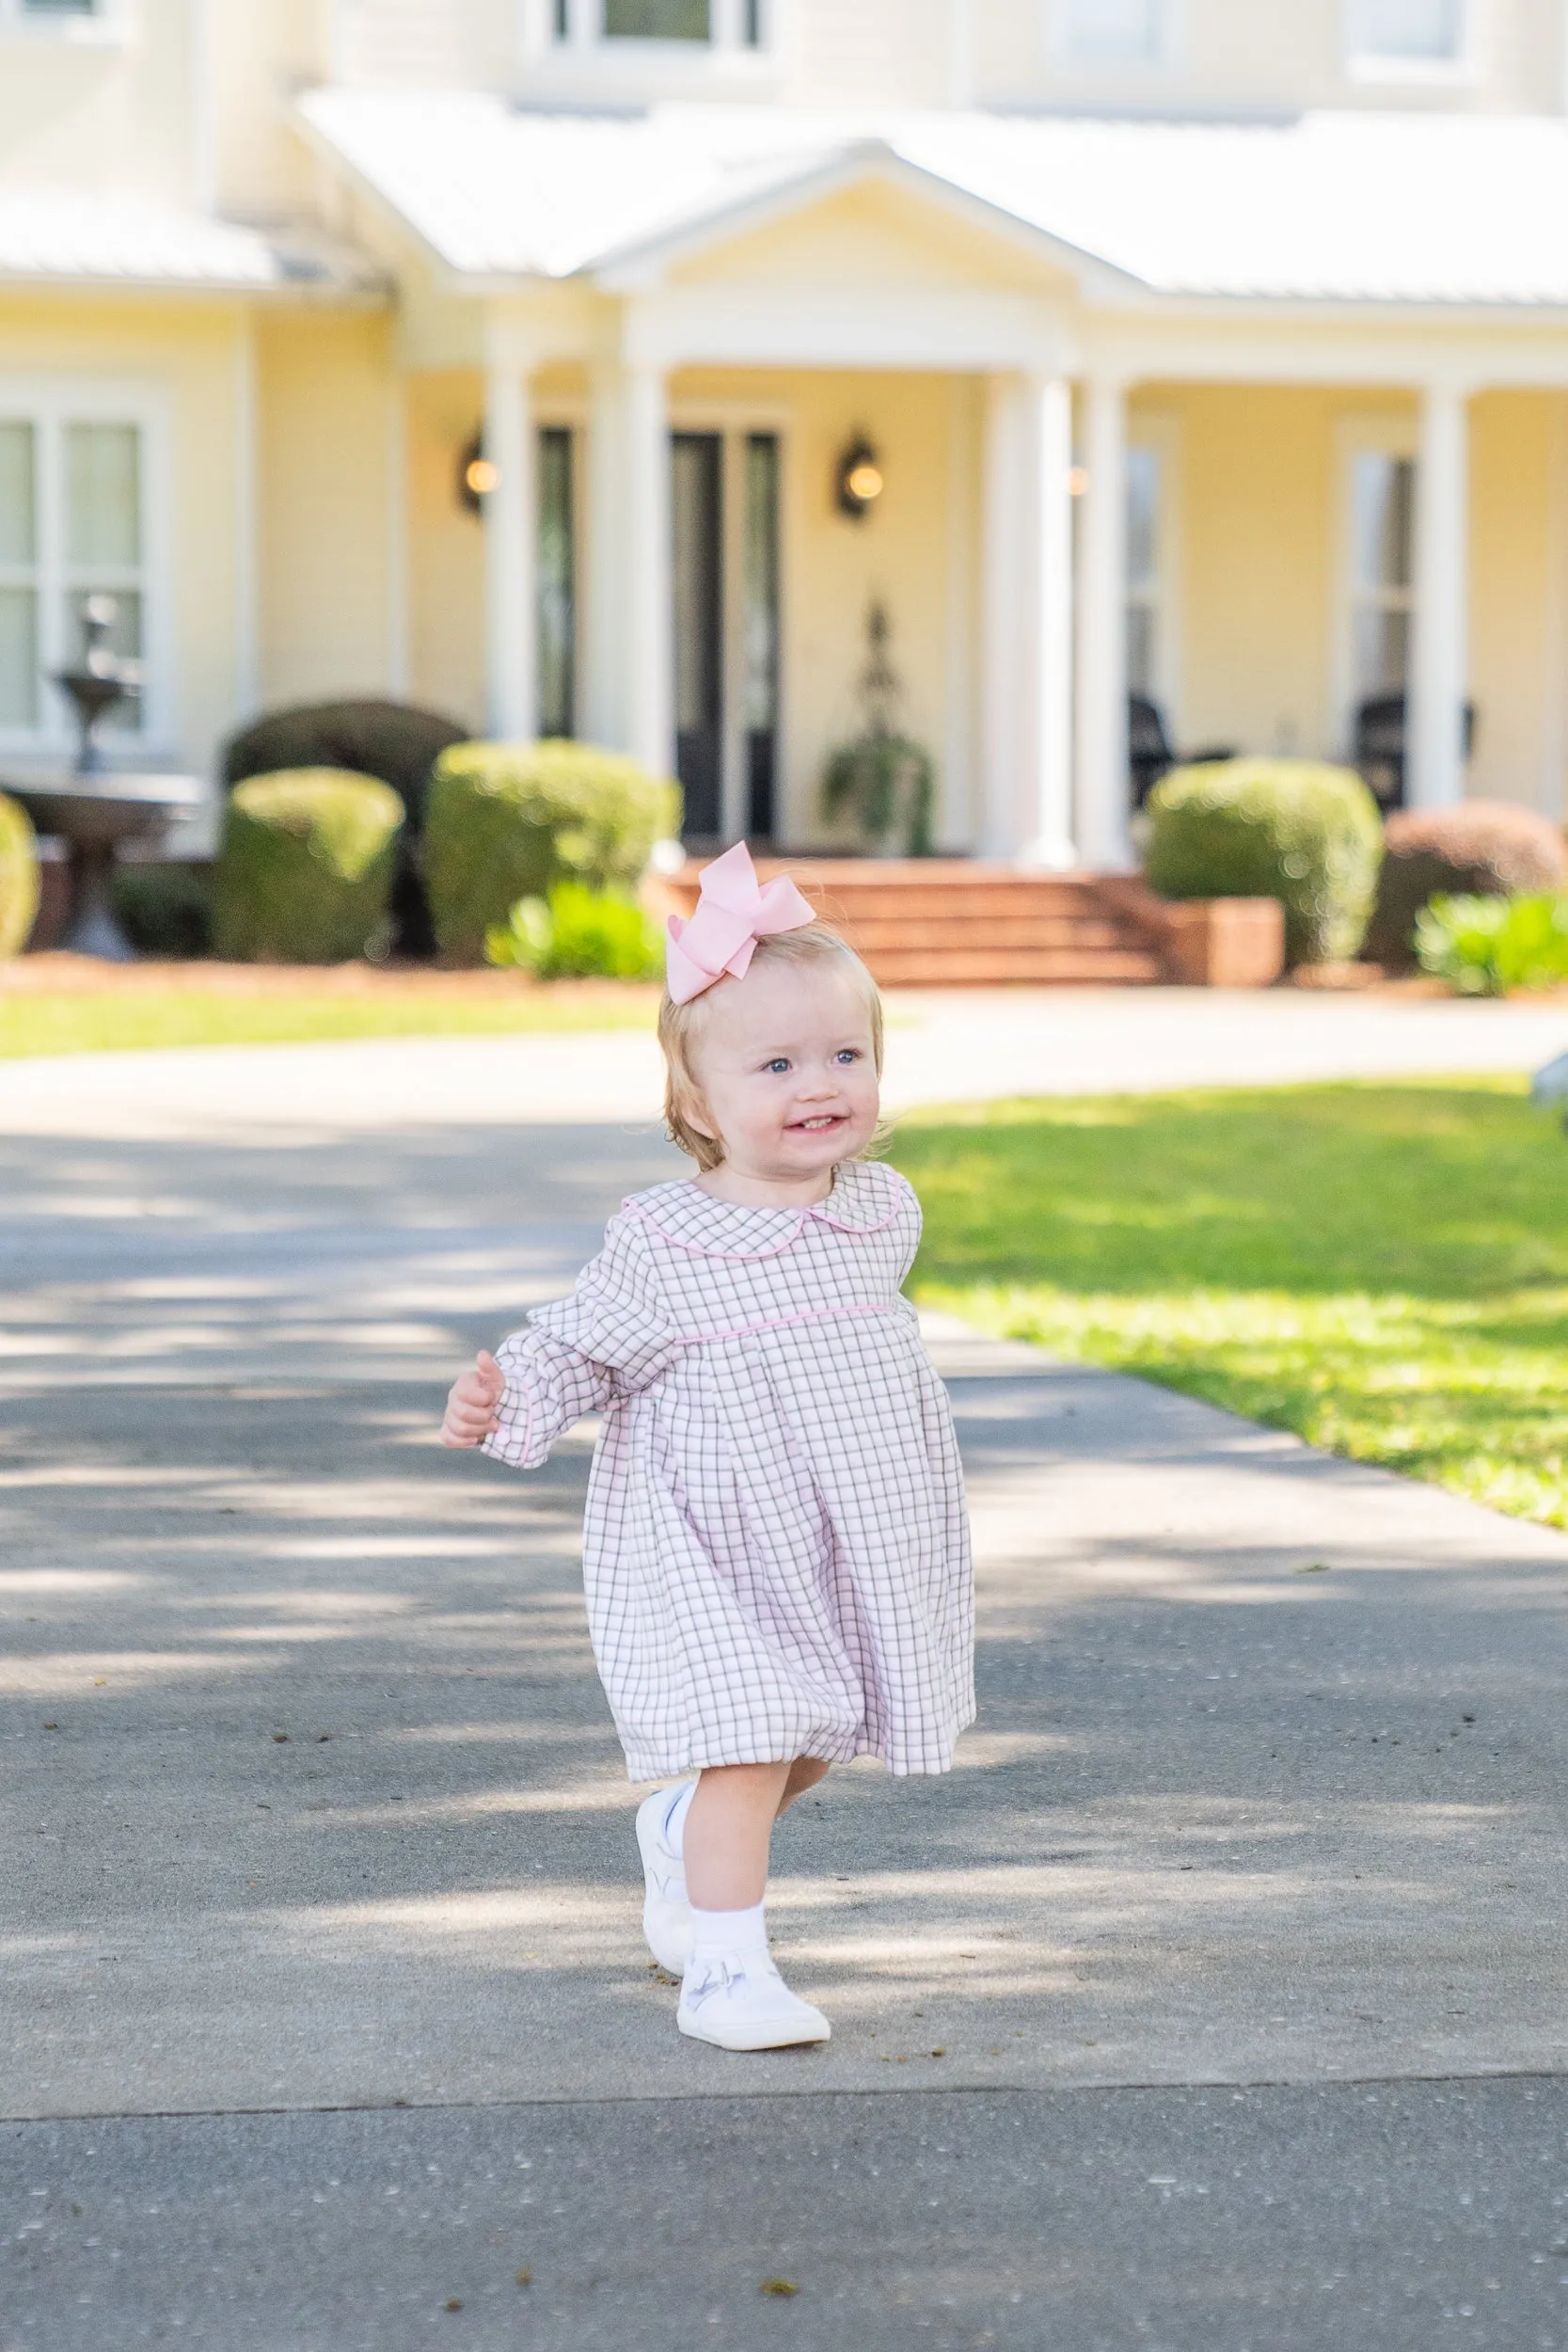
left=658, top=921, right=884, bottom=1173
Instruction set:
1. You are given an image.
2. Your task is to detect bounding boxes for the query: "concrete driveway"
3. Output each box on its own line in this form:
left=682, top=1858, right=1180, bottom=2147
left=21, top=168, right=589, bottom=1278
left=2, top=1046, right=1567, bottom=2347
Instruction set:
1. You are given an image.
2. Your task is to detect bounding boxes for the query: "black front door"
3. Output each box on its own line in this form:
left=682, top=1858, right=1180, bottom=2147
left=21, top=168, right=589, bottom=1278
left=672, top=432, right=723, bottom=842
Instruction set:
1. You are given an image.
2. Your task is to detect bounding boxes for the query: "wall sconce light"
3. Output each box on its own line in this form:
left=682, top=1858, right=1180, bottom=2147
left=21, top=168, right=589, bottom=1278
left=836, top=436, right=883, bottom=520
left=1068, top=465, right=1090, bottom=497
left=459, top=431, right=500, bottom=514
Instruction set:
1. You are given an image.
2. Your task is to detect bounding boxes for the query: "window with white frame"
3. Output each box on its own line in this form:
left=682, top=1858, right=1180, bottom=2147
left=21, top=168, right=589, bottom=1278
left=1347, top=449, right=1416, bottom=707
left=0, top=406, right=152, bottom=745
left=1059, top=0, right=1166, bottom=64
left=1349, top=0, right=1465, bottom=65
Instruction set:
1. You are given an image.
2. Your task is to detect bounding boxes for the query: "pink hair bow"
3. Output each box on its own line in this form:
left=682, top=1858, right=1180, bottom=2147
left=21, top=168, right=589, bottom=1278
left=665, top=840, right=816, bottom=1006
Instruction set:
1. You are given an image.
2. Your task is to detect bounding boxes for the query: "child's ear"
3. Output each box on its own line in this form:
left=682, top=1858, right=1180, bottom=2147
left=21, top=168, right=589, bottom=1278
left=674, top=1081, right=717, bottom=1143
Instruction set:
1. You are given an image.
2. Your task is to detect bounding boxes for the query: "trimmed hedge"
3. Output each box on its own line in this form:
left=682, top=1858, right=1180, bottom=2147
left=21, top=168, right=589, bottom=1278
left=223, top=699, right=466, bottom=825
left=1364, top=801, right=1568, bottom=972
left=423, top=739, right=680, bottom=965
left=213, top=769, right=404, bottom=963
left=0, top=791, right=40, bottom=959
left=1145, top=758, right=1384, bottom=968
left=223, top=699, right=467, bottom=959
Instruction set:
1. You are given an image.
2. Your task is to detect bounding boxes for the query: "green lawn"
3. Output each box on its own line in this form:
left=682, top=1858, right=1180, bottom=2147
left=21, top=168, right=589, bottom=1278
left=0, top=978, right=660, bottom=1058
left=891, top=1078, right=1568, bottom=1531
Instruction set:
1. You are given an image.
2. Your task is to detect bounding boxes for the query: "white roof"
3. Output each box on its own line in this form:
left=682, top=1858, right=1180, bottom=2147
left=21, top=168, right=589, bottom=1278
left=0, top=187, right=383, bottom=293
left=300, top=90, right=1568, bottom=308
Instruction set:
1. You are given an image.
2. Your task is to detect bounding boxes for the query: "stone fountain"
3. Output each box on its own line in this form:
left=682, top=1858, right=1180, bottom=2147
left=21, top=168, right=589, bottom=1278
left=2, top=596, right=206, bottom=959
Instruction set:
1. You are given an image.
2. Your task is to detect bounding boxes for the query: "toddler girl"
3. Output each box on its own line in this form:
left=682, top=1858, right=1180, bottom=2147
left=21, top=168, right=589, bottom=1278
left=441, top=842, right=974, bottom=2052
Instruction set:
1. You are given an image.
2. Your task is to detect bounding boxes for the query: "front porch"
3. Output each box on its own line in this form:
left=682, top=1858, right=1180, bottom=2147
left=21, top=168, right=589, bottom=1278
left=460, top=354, right=1547, bottom=876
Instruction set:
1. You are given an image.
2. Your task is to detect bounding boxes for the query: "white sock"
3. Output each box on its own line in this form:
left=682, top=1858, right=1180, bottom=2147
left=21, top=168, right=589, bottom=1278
left=689, top=1901, right=768, bottom=1964
left=661, top=1779, right=696, bottom=1853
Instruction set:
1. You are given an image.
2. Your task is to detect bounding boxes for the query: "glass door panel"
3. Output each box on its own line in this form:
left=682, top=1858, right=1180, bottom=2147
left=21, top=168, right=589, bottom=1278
left=603, top=0, right=709, bottom=36
left=742, top=434, right=779, bottom=840
left=672, top=432, right=723, bottom=840
left=537, top=426, right=575, bottom=739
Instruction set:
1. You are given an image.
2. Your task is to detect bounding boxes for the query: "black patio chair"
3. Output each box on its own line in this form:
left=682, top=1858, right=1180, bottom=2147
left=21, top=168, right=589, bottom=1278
left=1353, top=692, right=1477, bottom=811
left=1129, top=693, right=1237, bottom=809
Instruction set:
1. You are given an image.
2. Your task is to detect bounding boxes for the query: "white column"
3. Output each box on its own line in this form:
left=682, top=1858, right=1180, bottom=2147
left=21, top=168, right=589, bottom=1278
left=584, top=361, right=625, bottom=749
left=385, top=378, right=409, bottom=697
left=483, top=349, right=535, bottom=741
left=624, top=358, right=673, bottom=779
left=1409, top=381, right=1471, bottom=810
left=1075, top=375, right=1132, bottom=870
left=1021, top=373, right=1076, bottom=868
left=231, top=310, right=259, bottom=727
left=979, top=372, right=1023, bottom=858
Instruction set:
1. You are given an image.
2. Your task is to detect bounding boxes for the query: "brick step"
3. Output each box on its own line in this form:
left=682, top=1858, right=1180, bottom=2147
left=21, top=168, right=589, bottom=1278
left=658, top=859, right=1170, bottom=988
left=838, top=917, right=1145, bottom=953
left=801, top=885, right=1104, bottom=921
left=864, top=948, right=1165, bottom=986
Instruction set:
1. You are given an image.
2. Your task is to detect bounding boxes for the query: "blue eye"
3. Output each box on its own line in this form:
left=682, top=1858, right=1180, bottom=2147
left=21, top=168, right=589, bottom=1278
left=766, top=1057, right=789, bottom=1074
left=835, top=1049, right=860, bottom=1065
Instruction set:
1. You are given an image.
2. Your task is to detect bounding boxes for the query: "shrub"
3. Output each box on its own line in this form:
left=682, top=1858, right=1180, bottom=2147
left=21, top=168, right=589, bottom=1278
left=1145, top=758, right=1384, bottom=967
left=213, top=770, right=404, bottom=963
left=484, top=882, right=665, bottom=980
left=224, top=698, right=467, bottom=960
left=424, top=739, right=680, bottom=965
left=0, top=791, right=40, bottom=959
left=222, top=699, right=466, bottom=826
left=1364, top=801, right=1568, bottom=971
left=111, top=862, right=213, bottom=959
left=1415, top=893, right=1568, bottom=996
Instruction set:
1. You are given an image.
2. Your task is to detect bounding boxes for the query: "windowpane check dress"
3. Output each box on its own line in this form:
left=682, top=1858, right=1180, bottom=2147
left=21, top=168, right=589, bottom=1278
left=483, top=1160, right=974, bottom=1783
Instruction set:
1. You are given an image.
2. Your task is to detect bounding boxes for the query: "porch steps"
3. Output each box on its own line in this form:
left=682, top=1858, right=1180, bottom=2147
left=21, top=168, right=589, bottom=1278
left=658, top=860, right=1170, bottom=988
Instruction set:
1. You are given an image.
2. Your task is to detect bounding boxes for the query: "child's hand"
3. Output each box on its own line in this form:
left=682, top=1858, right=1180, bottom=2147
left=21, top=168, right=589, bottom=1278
left=442, top=1349, right=505, bottom=1448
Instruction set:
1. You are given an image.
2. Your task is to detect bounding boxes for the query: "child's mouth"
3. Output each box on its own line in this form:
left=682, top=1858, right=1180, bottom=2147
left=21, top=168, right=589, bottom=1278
left=790, top=1114, right=845, bottom=1135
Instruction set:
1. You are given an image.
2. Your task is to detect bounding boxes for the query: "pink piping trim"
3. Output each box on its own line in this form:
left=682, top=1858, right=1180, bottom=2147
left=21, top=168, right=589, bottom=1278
left=673, top=1301, right=897, bottom=1345
left=621, top=1183, right=904, bottom=1261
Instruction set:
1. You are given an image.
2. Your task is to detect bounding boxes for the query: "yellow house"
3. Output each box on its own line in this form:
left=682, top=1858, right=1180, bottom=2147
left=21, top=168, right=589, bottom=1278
left=3, top=0, right=1568, bottom=863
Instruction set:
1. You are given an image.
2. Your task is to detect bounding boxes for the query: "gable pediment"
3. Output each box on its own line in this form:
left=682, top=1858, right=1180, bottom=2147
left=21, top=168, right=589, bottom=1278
left=637, top=160, right=1092, bottom=300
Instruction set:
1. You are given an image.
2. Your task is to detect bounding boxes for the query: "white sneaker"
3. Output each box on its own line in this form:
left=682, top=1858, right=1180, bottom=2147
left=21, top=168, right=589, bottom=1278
left=676, top=1953, right=832, bottom=2052
left=636, top=1782, right=694, bottom=1975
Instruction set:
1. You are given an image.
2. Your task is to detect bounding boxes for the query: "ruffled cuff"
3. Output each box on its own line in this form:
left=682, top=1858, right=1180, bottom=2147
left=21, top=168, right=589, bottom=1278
left=480, top=1370, right=543, bottom=1470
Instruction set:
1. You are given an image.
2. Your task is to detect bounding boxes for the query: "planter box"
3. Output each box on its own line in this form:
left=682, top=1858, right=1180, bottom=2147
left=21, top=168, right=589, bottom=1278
left=1163, top=897, right=1285, bottom=988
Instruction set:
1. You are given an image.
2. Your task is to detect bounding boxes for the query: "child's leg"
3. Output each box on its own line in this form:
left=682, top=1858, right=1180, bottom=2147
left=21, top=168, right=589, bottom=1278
left=677, top=1757, right=832, bottom=2049
left=683, top=1757, right=832, bottom=1906
left=683, top=1761, right=792, bottom=1909
left=776, top=1757, right=832, bottom=1815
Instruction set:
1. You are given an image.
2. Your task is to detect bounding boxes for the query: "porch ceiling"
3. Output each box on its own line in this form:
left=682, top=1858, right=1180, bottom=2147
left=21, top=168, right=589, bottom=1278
left=300, top=91, right=1568, bottom=312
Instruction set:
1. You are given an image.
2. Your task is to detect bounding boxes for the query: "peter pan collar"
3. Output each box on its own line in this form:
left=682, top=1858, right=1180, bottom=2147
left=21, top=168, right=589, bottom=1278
left=623, top=1162, right=904, bottom=1259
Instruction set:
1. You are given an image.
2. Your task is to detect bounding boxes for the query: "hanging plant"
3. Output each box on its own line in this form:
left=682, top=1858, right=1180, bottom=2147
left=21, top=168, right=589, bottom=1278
left=821, top=600, right=937, bottom=856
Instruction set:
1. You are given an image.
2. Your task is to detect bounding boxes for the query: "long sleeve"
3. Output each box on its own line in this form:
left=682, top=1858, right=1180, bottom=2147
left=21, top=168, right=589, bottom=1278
left=894, top=1173, right=924, bottom=1287
left=482, top=1213, right=680, bottom=1470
